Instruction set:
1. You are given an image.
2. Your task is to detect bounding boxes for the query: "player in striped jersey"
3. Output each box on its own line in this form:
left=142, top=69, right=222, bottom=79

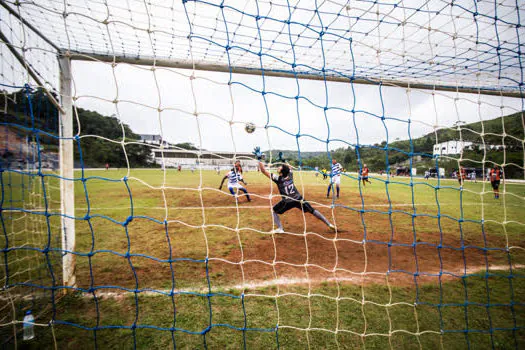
left=326, top=159, right=342, bottom=199
left=219, top=166, right=251, bottom=202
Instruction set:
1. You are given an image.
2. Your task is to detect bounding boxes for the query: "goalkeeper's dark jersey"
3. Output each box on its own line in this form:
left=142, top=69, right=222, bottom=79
left=271, top=172, right=302, bottom=201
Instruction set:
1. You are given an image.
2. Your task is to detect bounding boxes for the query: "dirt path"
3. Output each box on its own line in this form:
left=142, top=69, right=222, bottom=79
left=73, top=184, right=517, bottom=291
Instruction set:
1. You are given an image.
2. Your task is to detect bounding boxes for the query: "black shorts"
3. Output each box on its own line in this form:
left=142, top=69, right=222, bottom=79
left=491, top=180, right=500, bottom=190
left=273, top=199, right=314, bottom=215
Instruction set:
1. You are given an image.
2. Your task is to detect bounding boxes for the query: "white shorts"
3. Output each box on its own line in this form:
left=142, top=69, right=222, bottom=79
left=331, top=176, right=341, bottom=185
left=228, top=183, right=244, bottom=190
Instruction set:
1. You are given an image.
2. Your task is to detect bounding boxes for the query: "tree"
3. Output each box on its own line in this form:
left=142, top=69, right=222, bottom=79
left=73, top=109, right=154, bottom=168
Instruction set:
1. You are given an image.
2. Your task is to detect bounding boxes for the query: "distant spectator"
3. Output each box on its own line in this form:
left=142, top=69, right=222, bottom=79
left=458, top=167, right=466, bottom=186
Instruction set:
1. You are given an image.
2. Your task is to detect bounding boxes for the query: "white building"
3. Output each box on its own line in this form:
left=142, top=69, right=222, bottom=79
left=140, top=134, right=167, bottom=146
left=152, top=148, right=259, bottom=170
left=433, top=140, right=503, bottom=156
left=140, top=135, right=259, bottom=170
left=433, top=141, right=473, bottom=156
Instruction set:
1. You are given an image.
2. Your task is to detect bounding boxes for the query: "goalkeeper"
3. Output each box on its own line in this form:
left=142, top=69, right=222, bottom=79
left=253, top=147, right=335, bottom=233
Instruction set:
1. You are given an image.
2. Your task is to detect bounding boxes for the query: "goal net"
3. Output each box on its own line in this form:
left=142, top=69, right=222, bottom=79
left=1, top=0, right=524, bottom=348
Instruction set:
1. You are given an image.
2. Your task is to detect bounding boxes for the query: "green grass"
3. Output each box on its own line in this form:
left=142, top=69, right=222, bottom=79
left=1, top=169, right=524, bottom=348
left=5, top=275, right=525, bottom=349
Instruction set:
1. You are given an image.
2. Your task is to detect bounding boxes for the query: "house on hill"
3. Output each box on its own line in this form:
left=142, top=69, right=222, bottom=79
left=433, top=140, right=502, bottom=156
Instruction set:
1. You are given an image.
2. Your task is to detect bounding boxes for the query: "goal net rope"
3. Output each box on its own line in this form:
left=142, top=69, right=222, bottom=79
left=0, top=0, right=524, bottom=348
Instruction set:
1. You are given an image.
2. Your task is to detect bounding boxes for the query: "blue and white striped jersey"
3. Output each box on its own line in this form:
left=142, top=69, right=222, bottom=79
left=331, top=162, right=342, bottom=177
left=227, top=169, right=239, bottom=185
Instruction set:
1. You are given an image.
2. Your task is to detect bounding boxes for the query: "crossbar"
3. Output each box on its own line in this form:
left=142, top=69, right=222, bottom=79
left=66, top=52, right=524, bottom=99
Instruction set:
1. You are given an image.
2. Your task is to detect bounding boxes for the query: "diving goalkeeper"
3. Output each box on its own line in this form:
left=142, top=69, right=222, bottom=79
left=253, top=147, right=335, bottom=233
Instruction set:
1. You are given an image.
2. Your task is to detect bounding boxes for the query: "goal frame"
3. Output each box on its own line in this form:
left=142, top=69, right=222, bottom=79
left=1, top=0, right=523, bottom=291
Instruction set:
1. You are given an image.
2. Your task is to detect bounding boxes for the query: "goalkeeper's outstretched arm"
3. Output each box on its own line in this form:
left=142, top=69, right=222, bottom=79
left=253, top=147, right=271, bottom=179
left=258, top=161, right=271, bottom=179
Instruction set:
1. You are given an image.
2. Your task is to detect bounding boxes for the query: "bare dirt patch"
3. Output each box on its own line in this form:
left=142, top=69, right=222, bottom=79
left=75, top=184, right=514, bottom=291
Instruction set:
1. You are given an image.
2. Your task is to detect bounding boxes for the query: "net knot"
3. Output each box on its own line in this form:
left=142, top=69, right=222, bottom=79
left=124, top=216, right=133, bottom=226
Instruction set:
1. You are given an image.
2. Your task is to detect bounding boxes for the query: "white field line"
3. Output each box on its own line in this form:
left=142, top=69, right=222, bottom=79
left=4, top=202, right=520, bottom=213
left=2, top=265, right=522, bottom=301
left=65, top=202, right=525, bottom=210
left=57, top=168, right=525, bottom=185
left=67, top=263, right=525, bottom=298
left=3, top=203, right=521, bottom=214
left=4, top=201, right=524, bottom=214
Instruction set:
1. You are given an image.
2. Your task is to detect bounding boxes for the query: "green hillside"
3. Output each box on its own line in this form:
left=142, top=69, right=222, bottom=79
left=273, top=112, right=524, bottom=178
left=390, top=111, right=524, bottom=154
left=2, top=88, right=523, bottom=177
left=1, top=88, right=154, bottom=168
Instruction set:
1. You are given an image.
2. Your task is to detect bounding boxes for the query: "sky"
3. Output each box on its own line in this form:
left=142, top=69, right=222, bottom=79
left=0, top=0, right=522, bottom=155
left=70, top=60, right=523, bottom=154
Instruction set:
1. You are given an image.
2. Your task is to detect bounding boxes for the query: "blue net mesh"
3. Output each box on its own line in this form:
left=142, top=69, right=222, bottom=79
left=1, top=0, right=524, bottom=348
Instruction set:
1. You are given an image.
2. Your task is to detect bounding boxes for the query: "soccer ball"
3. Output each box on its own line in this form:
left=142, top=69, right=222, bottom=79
left=244, top=122, right=256, bottom=134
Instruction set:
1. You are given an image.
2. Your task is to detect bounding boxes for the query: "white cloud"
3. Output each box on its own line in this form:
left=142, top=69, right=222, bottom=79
left=72, top=61, right=523, bottom=153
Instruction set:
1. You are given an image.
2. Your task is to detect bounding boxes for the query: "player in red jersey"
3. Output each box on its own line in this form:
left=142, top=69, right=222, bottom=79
left=360, top=164, right=372, bottom=186
left=489, top=165, right=502, bottom=199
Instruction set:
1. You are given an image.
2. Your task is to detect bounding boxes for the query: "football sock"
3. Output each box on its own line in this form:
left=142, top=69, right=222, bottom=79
left=240, top=188, right=251, bottom=201
left=272, top=211, right=283, bottom=230
left=313, top=210, right=332, bottom=227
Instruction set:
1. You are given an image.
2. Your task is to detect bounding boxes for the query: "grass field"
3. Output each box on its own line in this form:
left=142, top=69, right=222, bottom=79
left=1, top=169, right=524, bottom=349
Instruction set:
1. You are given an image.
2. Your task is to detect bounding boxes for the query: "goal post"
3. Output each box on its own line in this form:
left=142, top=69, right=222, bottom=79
left=58, top=55, right=75, bottom=290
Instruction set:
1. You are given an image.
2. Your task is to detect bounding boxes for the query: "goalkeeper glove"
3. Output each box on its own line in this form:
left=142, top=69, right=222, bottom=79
left=253, top=146, right=263, bottom=160
left=277, top=151, right=286, bottom=163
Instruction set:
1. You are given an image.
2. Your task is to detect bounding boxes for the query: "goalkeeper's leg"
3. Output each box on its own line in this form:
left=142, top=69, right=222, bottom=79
left=272, top=211, right=283, bottom=231
left=302, top=201, right=335, bottom=230
left=270, top=200, right=289, bottom=233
